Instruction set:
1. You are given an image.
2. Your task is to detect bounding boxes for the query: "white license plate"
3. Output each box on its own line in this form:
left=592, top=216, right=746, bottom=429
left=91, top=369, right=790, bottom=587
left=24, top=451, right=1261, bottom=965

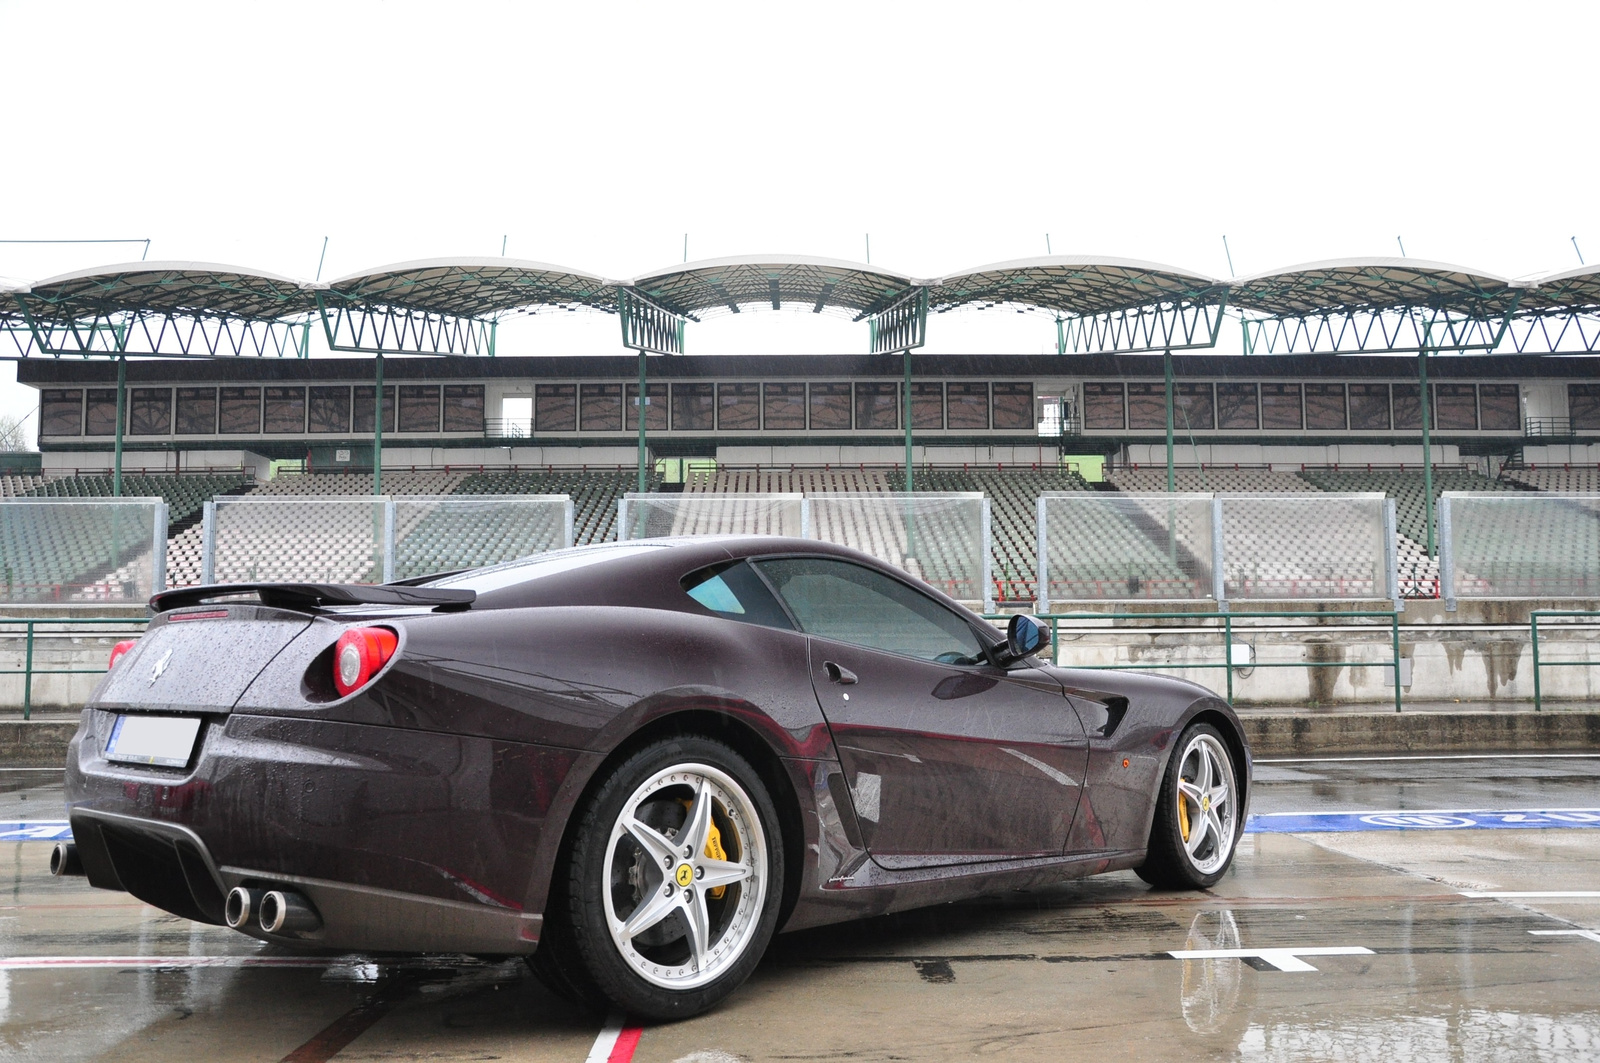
left=104, top=715, right=202, bottom=768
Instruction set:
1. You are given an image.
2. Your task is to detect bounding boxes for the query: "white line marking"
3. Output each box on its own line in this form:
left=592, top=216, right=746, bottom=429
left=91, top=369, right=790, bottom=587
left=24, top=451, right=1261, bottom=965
left=1531, top=930, right=1600, bottom=944
left=1253, top=806, right=1600, bottom=819
left=0, top=955, right=339, bottom=971
left=1460, top=891, right=1600, bottom=899
left=1167, top=946, right=1374, bottom=972
left=1258, top=753, right=1600, bottom=764
left=585, top=1012, right=626, bottom=1063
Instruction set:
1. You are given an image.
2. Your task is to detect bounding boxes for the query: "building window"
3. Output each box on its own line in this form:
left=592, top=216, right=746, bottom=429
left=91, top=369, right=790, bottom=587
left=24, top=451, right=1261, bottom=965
left=40, top=390, right=82, bottom=437
left=219, top=388, right=261, bottom=434
left=398, top=385, right=440, bottom=433
left=1571, top=384, right=1600, bottom=431
left=1260, top=383, right=1303, bottom=430
left=809, top=383, right=852, bottom=430
left=128, top=388, right=172, bottom=435
left=1434, top=384, right=1478, bottom=430
left=1479, top=384, right=1519, bottom=431
left=535, top=384, right=577, bottom=432
left=263, top=387, right=307, bottom=433
left=1348, top=383, right=1391, bottom=431
left=353, top=386, right=395, bottom=434
left=580, top=383, right=623, bottom=432
left=1216, top=382, right=1258, bottom=430
left=1304, top=383, right=1347, bottom=430
left=672, top=383, right=715, bottom=431
left=625, top=382, right=668, bottom=431
left=307, top=386, right=351, bottom=434
left=762, top=383, right=806, bottom=430
left=443, top=385, right=485, bottom=433
left=1083, top=383, right=1125, bottom=430
left=946, top=382, right=989, bottom=430
left=1126, top=383, right=1166, bottom=430
left=85, top=390, right=118, bottom=436
left=1393, top=384, right=1423, bottom=430
left=175, top=388, right=219, bottom=435
left=718, top=383, right=761, bottom=431
left=992, top=382, right=1035, bottom=430
left=910, top=382, right=943, bottom=429
left=1175, top=383, right=1215, bottom=431
left=854, top=382, right=899, bottom=430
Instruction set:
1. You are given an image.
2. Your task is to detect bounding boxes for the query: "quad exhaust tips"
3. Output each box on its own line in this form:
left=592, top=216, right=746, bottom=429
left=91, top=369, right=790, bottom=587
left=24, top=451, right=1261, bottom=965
left=226, top=885, right=321, bottom=935
left=48, top=842, right=83, bottom=877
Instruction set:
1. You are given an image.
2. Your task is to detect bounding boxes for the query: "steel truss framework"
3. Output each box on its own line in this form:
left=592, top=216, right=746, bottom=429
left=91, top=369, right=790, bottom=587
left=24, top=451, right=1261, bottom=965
left=316, top=259, right=615, bottom=355
left=7, top=263, right=314, bottom=358
left=8, top=253, right=1600, bottom=361
left=1231, top=259, right=1521, bottom=354
left=928, top=257, right=1230, bottom=355
left=868, top=287, right=928, bottom=353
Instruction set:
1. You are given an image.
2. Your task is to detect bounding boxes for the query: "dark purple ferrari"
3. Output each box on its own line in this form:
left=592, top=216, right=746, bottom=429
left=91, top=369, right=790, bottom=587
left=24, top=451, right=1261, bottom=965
left=56, top=536, right=1250, bottom=1019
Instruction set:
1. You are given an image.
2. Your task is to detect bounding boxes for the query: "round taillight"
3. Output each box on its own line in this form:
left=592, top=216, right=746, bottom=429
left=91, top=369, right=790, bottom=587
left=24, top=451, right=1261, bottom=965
left=331, top=627, right=398, bottom=697
left=108, top=640, right=138, bottom=670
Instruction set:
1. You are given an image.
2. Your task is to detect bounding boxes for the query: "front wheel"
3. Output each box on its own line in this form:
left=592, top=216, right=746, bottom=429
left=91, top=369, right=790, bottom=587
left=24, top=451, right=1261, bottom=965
left=548, top=736, right=784, bottom=1021
left=1136, top=723, right=1241, bottom=890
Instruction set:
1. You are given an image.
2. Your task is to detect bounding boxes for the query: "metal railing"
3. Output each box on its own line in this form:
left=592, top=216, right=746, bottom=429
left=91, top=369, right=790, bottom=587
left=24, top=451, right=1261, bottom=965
left=0, top=616, right=150, bottom=719
left=1525, top=417, right=1573, bottom=437
left=1529, top=609, right=1600, bottom=711
left=988, top=608, right=1405, bottom=712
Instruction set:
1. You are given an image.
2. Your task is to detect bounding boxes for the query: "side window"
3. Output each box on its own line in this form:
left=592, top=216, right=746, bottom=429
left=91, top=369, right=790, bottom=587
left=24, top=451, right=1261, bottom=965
left=755, top=557, right=985, bottom=664
left=681, top=562, right=794, bottom=630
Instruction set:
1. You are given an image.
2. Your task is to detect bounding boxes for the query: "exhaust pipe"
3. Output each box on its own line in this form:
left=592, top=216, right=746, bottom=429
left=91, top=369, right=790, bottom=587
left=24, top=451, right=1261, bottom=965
left=258, top=889, right=321, bottom=935
left=48, top=842, right=83, bottom=877
left=224, top=886, right=267, bottom=930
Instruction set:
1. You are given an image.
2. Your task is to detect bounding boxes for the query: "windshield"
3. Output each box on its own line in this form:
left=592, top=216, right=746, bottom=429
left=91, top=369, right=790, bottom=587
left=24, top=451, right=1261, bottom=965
left=422, top=543, right=669, bottom=594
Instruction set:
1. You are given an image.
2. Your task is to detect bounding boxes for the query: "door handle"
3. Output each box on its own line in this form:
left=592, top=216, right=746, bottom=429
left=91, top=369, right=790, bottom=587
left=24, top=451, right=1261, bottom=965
left=823, top=661, right=858, bottom=685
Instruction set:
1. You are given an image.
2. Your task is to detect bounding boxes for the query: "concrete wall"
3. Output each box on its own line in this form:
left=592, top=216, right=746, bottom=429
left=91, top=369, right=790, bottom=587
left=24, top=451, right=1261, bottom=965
left=1119, top=443, right=1465, bottom=470
left=4, top=600, right=1600, bottom=714
left=43, top=450, right=271, bottom=479
left=1041, top=599, right=1600, bottom=708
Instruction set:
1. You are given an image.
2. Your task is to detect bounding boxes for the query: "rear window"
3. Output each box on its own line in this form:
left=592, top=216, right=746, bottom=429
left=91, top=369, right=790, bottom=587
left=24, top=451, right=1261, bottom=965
left=425, top=543, right=668, bottom=594
left=681, top=561, right=794, bottom=630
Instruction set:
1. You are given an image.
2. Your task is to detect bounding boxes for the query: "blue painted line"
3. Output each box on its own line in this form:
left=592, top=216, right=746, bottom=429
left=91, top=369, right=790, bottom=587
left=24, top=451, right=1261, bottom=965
left=1247, top=809, right=1600, bottom=833
left=0, top=822, right=71, bottom=841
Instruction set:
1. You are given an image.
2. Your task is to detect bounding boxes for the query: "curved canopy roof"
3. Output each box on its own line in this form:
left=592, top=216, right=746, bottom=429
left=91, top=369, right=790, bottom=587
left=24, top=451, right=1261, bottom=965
left=21, top=261, right=317, bottom=319
left=1229, top=258, right=1517, bottom=317
left=929, top=255, right=1222, bottom=316
left=1516, top=263, right=1600, bottom=313
left=629, top=255, right=915, bottom=320
left=324, top=257, right=617, bottom=317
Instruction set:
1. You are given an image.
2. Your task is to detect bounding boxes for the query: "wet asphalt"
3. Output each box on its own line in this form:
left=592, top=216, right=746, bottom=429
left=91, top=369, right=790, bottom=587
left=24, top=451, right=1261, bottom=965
left=1, top=756, right=1597, bottom=1062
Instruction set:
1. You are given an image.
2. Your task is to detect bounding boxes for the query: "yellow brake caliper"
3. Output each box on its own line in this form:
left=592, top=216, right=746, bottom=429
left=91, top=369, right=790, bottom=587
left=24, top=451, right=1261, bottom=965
left=679, top=799, right=730, bottom=899
left=1177, top=774, right=1192, bottom=843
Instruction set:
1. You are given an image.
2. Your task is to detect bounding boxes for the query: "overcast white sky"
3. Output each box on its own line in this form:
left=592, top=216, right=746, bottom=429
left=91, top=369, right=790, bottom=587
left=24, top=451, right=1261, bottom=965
left=2, top=0, right=1597, bottom=432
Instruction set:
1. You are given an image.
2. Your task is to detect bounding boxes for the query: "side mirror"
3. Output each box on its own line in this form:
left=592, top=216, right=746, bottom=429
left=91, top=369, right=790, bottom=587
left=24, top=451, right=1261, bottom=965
left=999, top=614, right=1051, bottom=665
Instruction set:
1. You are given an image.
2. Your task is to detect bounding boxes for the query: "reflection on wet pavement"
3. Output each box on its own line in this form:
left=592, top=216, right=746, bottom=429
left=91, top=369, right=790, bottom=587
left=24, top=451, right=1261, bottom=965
left=2, top=763, right=1598, bottom=1061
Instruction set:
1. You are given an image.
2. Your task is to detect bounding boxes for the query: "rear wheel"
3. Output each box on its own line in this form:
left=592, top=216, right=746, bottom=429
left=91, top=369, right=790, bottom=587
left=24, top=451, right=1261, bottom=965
left=1136, top=723, right=1240, bottom=890
left=540, top=736, right=784, bottom=1021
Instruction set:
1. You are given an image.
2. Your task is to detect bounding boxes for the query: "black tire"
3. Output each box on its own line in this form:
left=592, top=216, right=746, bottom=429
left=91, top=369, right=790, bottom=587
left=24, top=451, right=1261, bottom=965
left=1136, top=722, right=1241, bottom=890
left=550, top=736, right=785, bottom=1021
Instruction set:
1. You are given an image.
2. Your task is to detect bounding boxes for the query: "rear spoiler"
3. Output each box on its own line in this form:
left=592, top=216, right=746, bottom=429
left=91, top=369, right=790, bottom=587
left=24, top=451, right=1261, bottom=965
left=150, top=582, right=476, bottom=614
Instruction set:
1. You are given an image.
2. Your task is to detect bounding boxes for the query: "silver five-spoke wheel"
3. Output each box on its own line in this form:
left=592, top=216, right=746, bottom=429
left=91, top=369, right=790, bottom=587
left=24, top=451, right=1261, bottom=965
left=602, top=763, right=768, bottom=990
left=1174, top=731, right=1235, bottom=877
left=1137, top=721, right=1242, bottom=890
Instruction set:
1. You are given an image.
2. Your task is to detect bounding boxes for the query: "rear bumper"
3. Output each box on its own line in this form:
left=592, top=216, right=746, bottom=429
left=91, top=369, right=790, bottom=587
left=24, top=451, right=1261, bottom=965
left=65, top=708, right=578, bottom=954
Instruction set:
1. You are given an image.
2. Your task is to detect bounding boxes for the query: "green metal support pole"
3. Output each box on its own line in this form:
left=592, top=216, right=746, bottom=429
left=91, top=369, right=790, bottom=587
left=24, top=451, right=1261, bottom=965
left=373, top=353, right=384, bottom=496
left=1419, top=347, right=1434, bottom=556
left=1392, top=611, right=1403, bottom=713
left=113, top=355, right=126, bottom=497
left=1531, top=613, right=1542, bottom=711
left=21, top=624, right=34, bottom=723
left=636, top=351, right=648, bottom=494
left=1224, top=612, right=1234, bottom=703
left=1164, top=349, right=1175, bottom=493
left=903, top=349, right=914, bottom=493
